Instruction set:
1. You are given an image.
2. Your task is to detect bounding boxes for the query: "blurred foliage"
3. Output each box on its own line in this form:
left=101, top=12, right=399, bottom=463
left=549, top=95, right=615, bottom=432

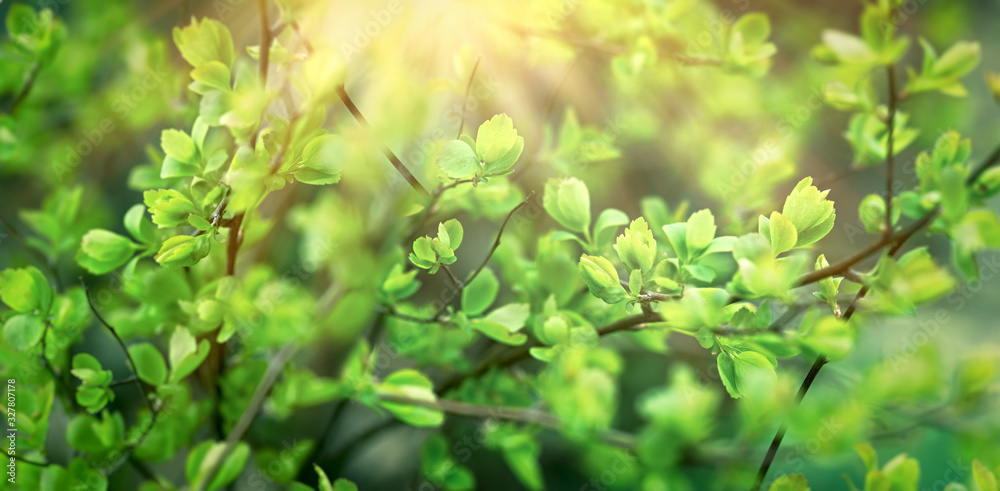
left=1, top=0, right=1000, bottom=490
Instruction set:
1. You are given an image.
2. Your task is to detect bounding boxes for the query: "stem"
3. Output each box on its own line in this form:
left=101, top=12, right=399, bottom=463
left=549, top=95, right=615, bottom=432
left=431, top=191, right=536, bottom=319
left=81, top=279, right=157, bottom=417
left=194, top=344, right=296, bottom=491
left=82, top=278, right=163, bottom=477
left=404, top=179, right=475, bottom=245
left=257, top=0, right=270, bottom=85
left=336, top=84, right=430, bottom=197
left=437, top=311, right=661, bottom=395
left=377, top=393, right=636, bottom=449
left=885, top=64, right=897, bottom=239
left=749, top=80, right=1000, bottom=491
left=7, top=62, right=40, bottom=115
left=456, top=56, right=482, bottom=140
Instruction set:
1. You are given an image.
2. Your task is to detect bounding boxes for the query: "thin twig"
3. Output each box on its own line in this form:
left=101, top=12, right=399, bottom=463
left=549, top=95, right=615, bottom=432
left=336, top=84, right=430, bottom=197
left=194, top=344, right=297, bottom=491
left=377, top=393, right=636, bottom=449
left=430, top=191, right=536, bottom=319
left=885, top=65, right=897, bottom=239
left=81, top=278, right=156, bottom=417
left=257, top=0, right=270, bottom=85
left=404, top=179, right=476, bottom=245
left=7, top=62, right=40, bottom=114
left=456, top=56, right=482, bottom=140
left=437, top=311, right=661, bottom=395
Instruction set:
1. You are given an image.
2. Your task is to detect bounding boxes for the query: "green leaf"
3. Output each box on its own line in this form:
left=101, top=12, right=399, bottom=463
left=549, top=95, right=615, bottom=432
left=483, top=303, right=530, bottom=332
left=578, top=254, right=626, bottom=304
left=717, top=353, right=738, bottom=398
left=161, top=129, right=197, bottom=164
left=294, top=134, right=345, bottom=185
left=854, top=443, right=879, bottom=473
left=859, top=194, right=888, bottom=234
left=686, top=209, right=717, bottom=256
left=155, top=234, right=211, bottom=269
left=821, top=30, right=876, bottom=64
left=593, top=208, right=630, bottom=249
left=3, top=314, right=45, bottom=351
left=932, top=41, right=981, bottom=78
left=440, top=219, right=464, bottom=250
left=544, top=178, right=591, bottom=235
left=973, top=459, right=998, bottom=491
left=801, top=316, right=855, bottom=361
left=615, top=217, right=657, bottom=274
left=128, top=343, right=168, bottom=386
left=470, top=320, right=528, bottom=345
left=732, top=13, right=770, bottom=45
left=169, top=327, right=211, bottom=382
left=769, top=474, right=811, bottom=491
left=377, top=369, right=444, bottom=427
left=173, top=17, right=236, bottom=68
left=190, top=61, right=231, bottom=92
left=76, top=229, right=139, bottom=275
left=123, top=204, right=156, bottom=244
left=781, top=178, right=836, bottom=247
left=187, top=441, right=250, bottom=491
left=461, top=268, right=499, bottom=316
left=484, top=136, right=524, bottom=175
left=144, top=189, right=199, bottom=228
left=760, top=211, right=797, bottom=255
left=0, top=266, right=53, bottom=314
left=499, top=434, right=543, bottom=491
left=475, top=114, right=519, bottom=164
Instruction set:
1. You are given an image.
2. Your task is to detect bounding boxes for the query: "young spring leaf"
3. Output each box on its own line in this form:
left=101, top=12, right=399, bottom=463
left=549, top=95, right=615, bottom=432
left=578, top=254, right=626, bottom=304
left=76, top=229, right=139, bottom=275
left=127, top=343, right=169, bottom=386
left=155, top=234, right=211, bottom=269
left=376, top=369, right=444, bottom=427
left=476, top=114, right=519, bottom=165
left=437, top=140, right=480, bottom=179
left=3, top=313, right=45, bottom=351
left=0, top=266, right=53, bottom=314
left=461, top=267, right=499, bottom=316
left=781, top=178, right=836, bottom=247
left=172, top=17, right=236, bottom=69
left=544, top=178, right=591, bottom=235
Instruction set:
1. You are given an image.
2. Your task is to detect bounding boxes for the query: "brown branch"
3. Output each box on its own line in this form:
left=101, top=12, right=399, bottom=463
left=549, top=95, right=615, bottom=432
left=257, top=0, right=270, bottom=85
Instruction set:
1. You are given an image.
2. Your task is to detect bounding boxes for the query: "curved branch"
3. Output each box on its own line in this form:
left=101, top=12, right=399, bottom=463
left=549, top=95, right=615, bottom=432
left=377, top=393, right=636, bottom=449
left=194, top=344, right=296, bottom=491
left=437, top=311, right=661, bottom=395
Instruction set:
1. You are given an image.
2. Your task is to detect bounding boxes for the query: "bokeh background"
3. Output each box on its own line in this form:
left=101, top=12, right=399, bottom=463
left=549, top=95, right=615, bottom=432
left=2, top=0, right=999, bottom=489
